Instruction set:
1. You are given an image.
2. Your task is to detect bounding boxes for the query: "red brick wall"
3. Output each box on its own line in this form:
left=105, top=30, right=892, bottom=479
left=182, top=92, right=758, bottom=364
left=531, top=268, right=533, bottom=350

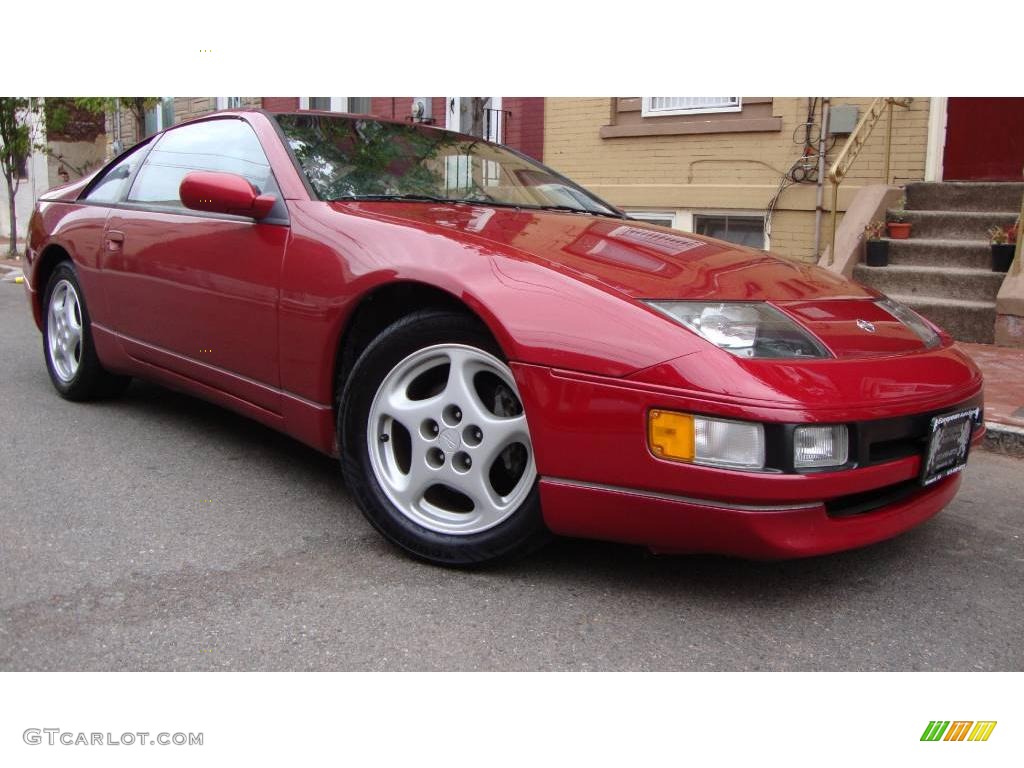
left=262, top=97, right=299, bottom=111
left=366, top=97, right=445, bottom=126
left=503, top=97, right=544, bottom=161
left=431, top=97, right=448, bottom=127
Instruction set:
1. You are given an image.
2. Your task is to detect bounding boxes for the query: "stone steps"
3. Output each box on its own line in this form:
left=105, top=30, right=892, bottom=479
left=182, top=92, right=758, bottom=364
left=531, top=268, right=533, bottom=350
left=853, top=264, right=1004, bottom=303
left=890, top=209, right=1018, bottom=240
left=885, top=238, right=993, bottom=270
left=905, top=181, right=1024, bottom=213
left=861, top=182, right=1020, bottom=344
left=885, top=293, right=996, bottom=344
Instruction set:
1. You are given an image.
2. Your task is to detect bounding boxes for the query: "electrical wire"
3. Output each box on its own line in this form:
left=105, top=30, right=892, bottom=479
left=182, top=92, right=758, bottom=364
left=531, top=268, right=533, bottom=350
left=764, top=97, right=833, bottom=243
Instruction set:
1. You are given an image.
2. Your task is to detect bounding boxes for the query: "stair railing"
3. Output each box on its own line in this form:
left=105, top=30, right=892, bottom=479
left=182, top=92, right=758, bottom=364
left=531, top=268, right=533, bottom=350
left=1013, top=191, right=1023, bottom=276
left=827, top=97, right=912, bottom=264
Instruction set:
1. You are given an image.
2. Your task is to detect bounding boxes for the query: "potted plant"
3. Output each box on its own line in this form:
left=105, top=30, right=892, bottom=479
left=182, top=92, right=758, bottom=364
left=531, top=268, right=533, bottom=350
left=864, top=220, right=888, bottom=266
left=988, top=219, right=1018, bottom=273
left=886, top=197, right=912, bottom=239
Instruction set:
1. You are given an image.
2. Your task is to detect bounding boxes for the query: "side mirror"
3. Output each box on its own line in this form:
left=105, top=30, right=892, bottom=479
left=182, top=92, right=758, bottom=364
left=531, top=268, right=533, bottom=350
left=179, top=171, right=276, bottom=220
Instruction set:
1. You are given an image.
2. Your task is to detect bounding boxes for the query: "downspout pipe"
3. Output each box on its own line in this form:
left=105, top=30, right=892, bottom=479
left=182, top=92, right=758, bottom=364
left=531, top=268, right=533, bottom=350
left=813, top=98, right=830, bottom=259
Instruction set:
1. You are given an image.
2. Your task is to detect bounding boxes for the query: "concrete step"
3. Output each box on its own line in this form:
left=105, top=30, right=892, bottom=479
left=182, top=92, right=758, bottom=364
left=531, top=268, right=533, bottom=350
left=886, top=293, right=996, bottom=344
left=892, top=210, right=1019, bottom=240
left=905, top=182, right=1024, bottom=213
left=886, top=238, right=993, bottom=269
left=853, top=264, right=1005, bottom=303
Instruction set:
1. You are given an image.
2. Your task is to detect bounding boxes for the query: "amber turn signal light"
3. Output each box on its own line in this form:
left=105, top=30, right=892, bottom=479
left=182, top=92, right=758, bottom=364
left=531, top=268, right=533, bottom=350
left=648, top=409, right=695, bottom=461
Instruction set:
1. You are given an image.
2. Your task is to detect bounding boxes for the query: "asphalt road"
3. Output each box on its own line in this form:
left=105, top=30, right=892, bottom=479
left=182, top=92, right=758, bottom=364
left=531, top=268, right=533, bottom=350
left=1, top=281, right=1022, bottom=671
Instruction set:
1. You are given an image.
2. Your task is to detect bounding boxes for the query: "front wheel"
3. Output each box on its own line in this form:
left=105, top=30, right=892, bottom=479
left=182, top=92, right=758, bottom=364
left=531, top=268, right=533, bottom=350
left=339, top=310, right=549, bottom=566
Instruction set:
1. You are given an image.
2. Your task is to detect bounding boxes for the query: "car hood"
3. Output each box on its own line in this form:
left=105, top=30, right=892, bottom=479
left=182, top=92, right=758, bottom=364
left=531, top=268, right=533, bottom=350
left=335, top=202, right=932, bottom=358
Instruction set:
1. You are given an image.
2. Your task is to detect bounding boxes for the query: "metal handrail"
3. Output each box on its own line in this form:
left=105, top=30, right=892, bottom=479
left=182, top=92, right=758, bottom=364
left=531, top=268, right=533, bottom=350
left=827, top=97, right=912, bottom=263
left=1012, top=192, right=1023, bottom=276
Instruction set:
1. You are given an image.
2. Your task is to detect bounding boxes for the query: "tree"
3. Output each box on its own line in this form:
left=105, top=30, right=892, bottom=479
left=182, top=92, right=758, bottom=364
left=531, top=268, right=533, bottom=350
left=0, top=97, right=46, bottom=256
left=75, top=97, right=161, bottom=147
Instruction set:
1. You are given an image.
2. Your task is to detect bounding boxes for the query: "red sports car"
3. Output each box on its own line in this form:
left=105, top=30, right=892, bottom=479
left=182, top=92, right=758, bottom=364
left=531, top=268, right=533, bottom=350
left=22, top=110, right=985, bottom=565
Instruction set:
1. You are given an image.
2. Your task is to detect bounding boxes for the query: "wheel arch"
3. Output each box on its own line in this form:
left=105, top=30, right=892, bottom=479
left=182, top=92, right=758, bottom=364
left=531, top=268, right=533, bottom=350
left=331, top=279, right=509, bottom=408
left=29, top=243, right=74, bottom=327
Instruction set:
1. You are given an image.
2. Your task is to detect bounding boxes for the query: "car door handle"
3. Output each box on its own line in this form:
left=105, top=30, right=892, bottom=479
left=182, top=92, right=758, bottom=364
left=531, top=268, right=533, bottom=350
left=105, top=231, right=125, bottom=250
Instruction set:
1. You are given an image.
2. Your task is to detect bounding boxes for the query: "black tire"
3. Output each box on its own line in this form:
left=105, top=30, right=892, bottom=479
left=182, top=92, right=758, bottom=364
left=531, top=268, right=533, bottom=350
left=41, top=261, right=131, bottom=401
left=339, top=309, right=550, bottom=567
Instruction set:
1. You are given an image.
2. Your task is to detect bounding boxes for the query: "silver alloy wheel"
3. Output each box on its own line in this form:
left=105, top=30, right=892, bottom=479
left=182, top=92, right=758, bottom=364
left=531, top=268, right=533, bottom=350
left=366, top=344, right=537, bottom=535
left=47, top=279, right=83, bottom=383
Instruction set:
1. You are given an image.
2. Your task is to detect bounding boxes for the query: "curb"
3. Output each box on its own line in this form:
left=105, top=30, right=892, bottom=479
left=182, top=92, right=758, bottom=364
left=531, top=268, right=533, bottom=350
left=981, top=421, right=1024, bottom=458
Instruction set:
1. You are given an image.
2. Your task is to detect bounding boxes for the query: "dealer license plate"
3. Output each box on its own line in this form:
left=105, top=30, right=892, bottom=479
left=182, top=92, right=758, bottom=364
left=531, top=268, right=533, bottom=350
left=920, top=408, right=979, bottom=486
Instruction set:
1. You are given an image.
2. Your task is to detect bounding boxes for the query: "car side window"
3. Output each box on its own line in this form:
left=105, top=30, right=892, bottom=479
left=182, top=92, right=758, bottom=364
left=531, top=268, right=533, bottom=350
left=127, top=119, right=282, bottom=213
left=83, top=143, right=148, bottom=203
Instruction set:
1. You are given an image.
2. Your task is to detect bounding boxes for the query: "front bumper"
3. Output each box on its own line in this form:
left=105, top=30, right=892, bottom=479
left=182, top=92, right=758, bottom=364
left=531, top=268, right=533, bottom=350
left=540, top=472, right=964, bottom=558
left=512, top=360, right=984, bottom=558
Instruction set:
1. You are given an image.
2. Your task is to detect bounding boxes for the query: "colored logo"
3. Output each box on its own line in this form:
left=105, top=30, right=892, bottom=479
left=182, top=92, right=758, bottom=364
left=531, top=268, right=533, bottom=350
left=921, top=721, right=997, bottom=742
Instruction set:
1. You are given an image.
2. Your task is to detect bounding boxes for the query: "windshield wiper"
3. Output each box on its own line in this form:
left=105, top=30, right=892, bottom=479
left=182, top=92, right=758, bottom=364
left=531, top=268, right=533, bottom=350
left=328, top=194, right=457, bottom=204
left=527, top=204, right=626, bottom=219
left=328, top=195, right=626, bottom=219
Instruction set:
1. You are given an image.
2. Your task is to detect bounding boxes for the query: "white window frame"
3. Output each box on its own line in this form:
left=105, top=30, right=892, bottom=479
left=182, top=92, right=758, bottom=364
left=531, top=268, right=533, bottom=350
left=626, top=209, right=679, bottom=229
left=299, top=97, right=349, bottom=112
left=215, top=97, right=244, bottom=110
left=629, top=208, right=768, bottom=249
left=144, top=97, right=175, bottom=135
left=641, top=97, right=742, bottom=117
left=686, top=209, right=768, bottom=250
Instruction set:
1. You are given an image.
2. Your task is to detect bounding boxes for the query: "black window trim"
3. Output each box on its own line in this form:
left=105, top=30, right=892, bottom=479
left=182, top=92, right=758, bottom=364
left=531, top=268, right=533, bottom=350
left=78, top=115, right=290, bottom=227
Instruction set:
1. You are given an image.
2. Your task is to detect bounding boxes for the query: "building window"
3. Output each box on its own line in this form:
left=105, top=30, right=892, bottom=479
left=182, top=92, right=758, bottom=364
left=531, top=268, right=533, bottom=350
left=216, top=97, right=244, bottom=109
left=143, top=97, right=175, bottom=136
left=347, top=97, right=371, bottom=114
left=627, top=210, right=677, bottom=229
left=641, top=97, right=741, bottom=117
left=693, top=214, right=765, bottom=249
left=300, top=97, right=368, bottom=113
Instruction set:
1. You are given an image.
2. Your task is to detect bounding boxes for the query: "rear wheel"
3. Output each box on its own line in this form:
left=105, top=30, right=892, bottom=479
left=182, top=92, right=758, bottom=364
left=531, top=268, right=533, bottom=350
left=339, top=310, right=549, bottom=566
left=42, top=262, right=130, bottom=401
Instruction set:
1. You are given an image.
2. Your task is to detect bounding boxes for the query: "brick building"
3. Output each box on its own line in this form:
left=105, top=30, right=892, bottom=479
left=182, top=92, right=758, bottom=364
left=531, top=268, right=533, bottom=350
left=105, top=96, right=545, bottom=162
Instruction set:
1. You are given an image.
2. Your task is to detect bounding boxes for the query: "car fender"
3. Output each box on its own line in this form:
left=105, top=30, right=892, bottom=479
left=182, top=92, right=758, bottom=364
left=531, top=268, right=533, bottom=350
left=279, top=201, right=705, bottom=406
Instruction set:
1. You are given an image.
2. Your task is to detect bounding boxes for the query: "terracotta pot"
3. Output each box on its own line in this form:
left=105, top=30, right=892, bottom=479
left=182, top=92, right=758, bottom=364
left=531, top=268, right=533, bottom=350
left=865, top=240, right=889, bottom=267
left=992, top=243, right=1015, bottom=273
left=887, top=222, right=912, bottom=239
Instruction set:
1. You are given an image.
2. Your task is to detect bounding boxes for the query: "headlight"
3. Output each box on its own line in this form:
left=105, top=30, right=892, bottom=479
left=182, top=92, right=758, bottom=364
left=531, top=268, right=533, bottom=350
left=877, top=298, right=941, bottom=348
left=643, top=301, right=829, bottom=359
left=793, top=424, right=849, bottom=468
left=649, top=410, right=765, bottom=470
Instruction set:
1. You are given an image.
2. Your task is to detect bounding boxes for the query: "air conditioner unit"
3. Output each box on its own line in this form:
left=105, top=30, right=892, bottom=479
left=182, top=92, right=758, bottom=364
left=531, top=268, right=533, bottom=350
left=411, top=97, right=432, bottom=123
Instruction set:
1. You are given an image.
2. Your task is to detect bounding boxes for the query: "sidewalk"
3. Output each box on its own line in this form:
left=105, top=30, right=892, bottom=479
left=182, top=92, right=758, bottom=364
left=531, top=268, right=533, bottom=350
left=959, top=342, right=1024, bottom=456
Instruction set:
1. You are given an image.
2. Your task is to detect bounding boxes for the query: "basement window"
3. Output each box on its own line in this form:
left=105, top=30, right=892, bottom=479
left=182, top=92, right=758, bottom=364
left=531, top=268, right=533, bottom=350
left=627, top=210, right=678, bottom=229
left=693, top=214, right=766, bottom=249
left=641, top=97, right=741, bottom=117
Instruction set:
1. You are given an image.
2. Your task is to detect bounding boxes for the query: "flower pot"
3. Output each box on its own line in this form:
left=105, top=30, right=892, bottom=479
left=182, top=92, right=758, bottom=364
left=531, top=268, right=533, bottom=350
left=887, top=222, right=912, bottom=239
left=865, top=239, right=889, bottom=267
left=992, top=243, right=1015, bottom=273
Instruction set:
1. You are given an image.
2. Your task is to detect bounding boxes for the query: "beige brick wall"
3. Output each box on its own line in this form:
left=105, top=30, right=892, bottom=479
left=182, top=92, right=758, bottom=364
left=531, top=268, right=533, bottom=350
left=543, top=97, right=931, bottom=261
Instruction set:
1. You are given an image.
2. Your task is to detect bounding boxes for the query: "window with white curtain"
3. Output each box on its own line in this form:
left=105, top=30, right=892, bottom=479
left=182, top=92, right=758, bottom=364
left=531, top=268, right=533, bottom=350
left=641, top=97, right=741, bottom=117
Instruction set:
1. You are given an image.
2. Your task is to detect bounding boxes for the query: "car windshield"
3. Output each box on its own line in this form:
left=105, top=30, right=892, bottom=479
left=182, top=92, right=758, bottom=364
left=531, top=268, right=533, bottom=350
left=275, top=113, right=622, bottom=217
